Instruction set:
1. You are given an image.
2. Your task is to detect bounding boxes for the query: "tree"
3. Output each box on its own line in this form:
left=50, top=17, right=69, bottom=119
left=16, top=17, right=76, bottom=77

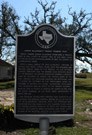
left=24, top=0, right=92, bottom=66
left=64, top=9, right=92, bottom=66
left=0, top=0, right=92, bottom=66
left=80, top=68, right=88, bottom=73
left=0, top=2, right=21, bottom=61
left=24, top=0, right=65, bottom=32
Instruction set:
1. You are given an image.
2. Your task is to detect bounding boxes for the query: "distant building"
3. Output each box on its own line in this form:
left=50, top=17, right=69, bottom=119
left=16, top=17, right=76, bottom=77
left=0, top=59, right=14, bottom=81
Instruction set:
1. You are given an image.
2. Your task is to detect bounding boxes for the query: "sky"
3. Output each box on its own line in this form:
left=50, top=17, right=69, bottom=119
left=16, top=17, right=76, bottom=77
left=0, top=0, right=92, bottom=71
left=0, top=0, right=92, bottom=25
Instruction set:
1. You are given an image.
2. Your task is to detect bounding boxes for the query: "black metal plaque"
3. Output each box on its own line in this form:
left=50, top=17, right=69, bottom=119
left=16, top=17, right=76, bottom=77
left=15, top=24, right=75, bottom=116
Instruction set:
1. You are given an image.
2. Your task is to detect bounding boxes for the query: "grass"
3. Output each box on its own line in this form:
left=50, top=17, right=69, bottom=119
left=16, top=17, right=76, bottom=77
left=86, top=73, right=92, bottom=78
left=21, top=127, right=92, bottom=135
left=74, top=76, right=92, bottom=135
left=56, top=127, right=92, bottom=135
left=75, top=90, right=92, bottom=101
left=0, top=81, right=14, bottom=89
left=22, top=128, right=39, bottom=135
left=75, top=78, right=92, bottom=92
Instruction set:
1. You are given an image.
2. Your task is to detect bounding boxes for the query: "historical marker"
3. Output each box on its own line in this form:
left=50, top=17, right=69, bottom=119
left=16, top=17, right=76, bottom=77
left=15, top=24, right=75, bottom=123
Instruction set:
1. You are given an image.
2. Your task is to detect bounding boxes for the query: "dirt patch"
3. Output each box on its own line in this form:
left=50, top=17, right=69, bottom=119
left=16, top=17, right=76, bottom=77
left=0, top=89, right=14, bottom=106
left=76, top=120, right=92, bottom=129
left=76, top=99, right=92, bottom=129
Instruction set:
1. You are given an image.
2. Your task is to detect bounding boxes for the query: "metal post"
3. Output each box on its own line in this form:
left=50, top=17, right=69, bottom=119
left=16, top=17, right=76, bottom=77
left=39, top=118, right=49, bottom=135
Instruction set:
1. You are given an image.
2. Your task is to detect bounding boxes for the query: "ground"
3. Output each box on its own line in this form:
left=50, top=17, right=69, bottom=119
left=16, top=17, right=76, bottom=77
left=0, top=89, right=14, bottom=106
left=0, top=130, right=24, bottom=135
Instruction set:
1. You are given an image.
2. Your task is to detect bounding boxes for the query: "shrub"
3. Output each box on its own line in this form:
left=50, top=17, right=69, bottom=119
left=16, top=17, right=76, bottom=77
left=0, top=104, right=37, bottom=129
left=0, top=104, right=14, bottom=128
left=75, top=73, right=87, bottom=78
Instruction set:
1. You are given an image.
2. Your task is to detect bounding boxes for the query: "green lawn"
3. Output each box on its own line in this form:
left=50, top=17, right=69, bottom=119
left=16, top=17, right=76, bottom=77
left=0, top=81, right=14, bottom=89
left=22, top=127, right=92, bottom=135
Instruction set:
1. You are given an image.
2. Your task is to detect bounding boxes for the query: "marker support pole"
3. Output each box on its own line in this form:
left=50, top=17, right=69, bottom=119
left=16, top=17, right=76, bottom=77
left=39, top=118, right=49, bottom=135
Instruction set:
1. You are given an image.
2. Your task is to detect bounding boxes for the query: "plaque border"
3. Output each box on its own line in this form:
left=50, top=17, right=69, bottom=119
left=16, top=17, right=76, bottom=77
left=14, top=24, right=75, bottom=123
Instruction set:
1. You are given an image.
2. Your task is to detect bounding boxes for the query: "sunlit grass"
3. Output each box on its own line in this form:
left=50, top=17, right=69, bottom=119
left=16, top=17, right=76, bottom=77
left=75, top=90, right=92, bottom=101
left=0, top=81, right=14, bottom=89
left=22, top=128, right=39, bottom=135
left=56, top=127, right=92, bottom=135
